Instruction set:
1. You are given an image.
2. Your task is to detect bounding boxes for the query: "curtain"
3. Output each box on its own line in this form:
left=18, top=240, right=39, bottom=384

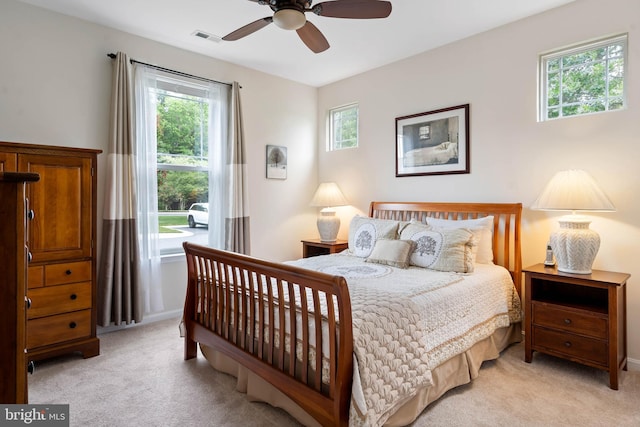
left=133, top=64, right=164, bottom=315
left=209, top=81, right=251, bottom=254
left=100, top=56, right=247, bottom=326
left=98, top=52, right=144, bottom=326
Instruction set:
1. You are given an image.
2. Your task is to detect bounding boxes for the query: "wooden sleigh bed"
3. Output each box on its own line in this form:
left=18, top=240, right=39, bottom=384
left=182, top=201, right=523, bottom=426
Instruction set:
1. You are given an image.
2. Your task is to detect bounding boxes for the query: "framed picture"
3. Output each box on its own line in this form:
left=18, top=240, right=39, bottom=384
left=395, top=104, right=470, bottom=177
left=266, top=145, right=287, bottom=179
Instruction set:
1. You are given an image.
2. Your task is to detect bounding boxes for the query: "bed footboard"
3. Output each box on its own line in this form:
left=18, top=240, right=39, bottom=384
left=182, top=242, right=353, bottom=426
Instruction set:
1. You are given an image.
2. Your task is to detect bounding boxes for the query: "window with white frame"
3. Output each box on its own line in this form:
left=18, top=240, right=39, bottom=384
left=144, top=74, right=219, bottom=255
left=329, top=103, right=359, bottom=150
left=539, top=34, right=627, bottom=121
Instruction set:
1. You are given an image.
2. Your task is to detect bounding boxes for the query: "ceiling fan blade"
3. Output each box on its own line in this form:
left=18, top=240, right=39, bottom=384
left=222, top=17, right=273, bottom=41
left=296, top=21, right=330, bottom=53
left=312, top=0, right=392, bottom=19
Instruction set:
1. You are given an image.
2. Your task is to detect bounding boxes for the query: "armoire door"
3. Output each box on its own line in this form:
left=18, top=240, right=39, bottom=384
left=18, top=154, right=93, bottom=263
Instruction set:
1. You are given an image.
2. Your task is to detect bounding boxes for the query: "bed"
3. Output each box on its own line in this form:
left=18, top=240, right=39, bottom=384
left=182, top=201, right=523, bottom=426
left=403, top=141, right=459, bottom=167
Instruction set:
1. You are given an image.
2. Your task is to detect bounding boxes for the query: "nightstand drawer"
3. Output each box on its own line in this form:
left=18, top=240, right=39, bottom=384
left=533, top=326, right=608, bottom=366
left=27, top=309, right=92, bottom=349
left=532, top=302, right=607, bottom=339
left=27, top=282, right=92, bottom=319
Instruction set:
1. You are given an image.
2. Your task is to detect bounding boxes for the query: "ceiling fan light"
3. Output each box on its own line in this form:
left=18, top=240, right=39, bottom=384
left=273, top=9, right=306, bottom=30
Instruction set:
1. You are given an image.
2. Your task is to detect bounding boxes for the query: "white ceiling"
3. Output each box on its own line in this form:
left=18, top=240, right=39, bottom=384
left=18, top=0, right=574, bottom=87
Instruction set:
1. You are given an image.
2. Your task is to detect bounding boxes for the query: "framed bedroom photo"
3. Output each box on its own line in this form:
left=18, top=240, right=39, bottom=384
left=266, top=145, right=287, bottom=179
left=395, top=104, right=470, bottom=177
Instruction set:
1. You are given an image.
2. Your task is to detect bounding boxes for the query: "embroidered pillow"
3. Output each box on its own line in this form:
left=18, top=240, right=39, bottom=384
left=365, top=239, right=415, bottom=269
left=400, top=222, right=475, bottom=273
left=348, top=216, right=400, bottom=258
left=427, top=216, right=494, bottom=264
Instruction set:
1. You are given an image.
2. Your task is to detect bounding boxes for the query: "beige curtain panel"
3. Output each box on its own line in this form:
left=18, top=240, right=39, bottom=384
left=98, top=52, right=143, bottom=326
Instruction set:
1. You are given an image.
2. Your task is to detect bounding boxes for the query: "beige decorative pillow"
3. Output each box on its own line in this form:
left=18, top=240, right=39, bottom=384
left=365, top=239, right=415, bottom=269
left=427, top=216, right=494, bottom=264
left=400, top=222, right=475, bottom=273
left=348, top=216, right=400, bottom=258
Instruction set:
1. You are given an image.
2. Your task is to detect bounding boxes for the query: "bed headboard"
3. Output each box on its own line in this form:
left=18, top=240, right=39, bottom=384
left=369, top=201, right=523, bottom=294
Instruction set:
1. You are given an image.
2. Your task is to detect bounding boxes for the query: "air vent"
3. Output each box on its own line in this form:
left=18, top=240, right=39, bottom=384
left=192, top=30, right=221, bottom=43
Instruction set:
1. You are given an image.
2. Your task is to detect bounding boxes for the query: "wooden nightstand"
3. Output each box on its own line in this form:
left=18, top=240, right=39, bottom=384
left=301, top=239, right=348, bottom=258
left=524, top=263, right=630, bottom=389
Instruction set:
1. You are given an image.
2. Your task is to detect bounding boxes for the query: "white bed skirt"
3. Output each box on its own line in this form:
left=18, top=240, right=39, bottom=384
left=200, top=324, right=522, bottom=426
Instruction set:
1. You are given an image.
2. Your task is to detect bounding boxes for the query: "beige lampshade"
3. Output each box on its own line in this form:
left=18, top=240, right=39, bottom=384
left=309, top=182, right=348, bottom=208
left=531, top=169, right=614, bottom=275
left=309, top=182, right=348, bottom=242
left=531, top=169, right=615, bottom=212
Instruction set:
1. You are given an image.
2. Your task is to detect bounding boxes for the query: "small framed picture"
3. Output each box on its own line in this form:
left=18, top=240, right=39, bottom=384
left=266, top=145, right=287, bottom=180
left=395, top=104, right=470, bottom=177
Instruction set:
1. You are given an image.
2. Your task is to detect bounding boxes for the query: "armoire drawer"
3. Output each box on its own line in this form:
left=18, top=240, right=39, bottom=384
left=27, top=282, right=92, bottom=319
left=27, top=310, right=92, bottom=349
left=28, top=265, right=44, bottom=289
left=44, top=261, right=92, bottom=286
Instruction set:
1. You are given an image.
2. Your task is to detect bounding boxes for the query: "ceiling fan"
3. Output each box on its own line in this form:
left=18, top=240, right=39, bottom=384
left=223, top=0, right=393, bottom=54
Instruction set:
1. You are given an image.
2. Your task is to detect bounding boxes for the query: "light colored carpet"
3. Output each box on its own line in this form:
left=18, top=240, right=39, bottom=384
left=29, top=317, right=640, bottom=426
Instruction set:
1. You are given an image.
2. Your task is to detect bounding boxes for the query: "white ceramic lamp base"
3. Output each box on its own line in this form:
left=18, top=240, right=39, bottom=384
left=317, top=210, right=340, bottom=242
left=550, top=216, right=600, bottom=275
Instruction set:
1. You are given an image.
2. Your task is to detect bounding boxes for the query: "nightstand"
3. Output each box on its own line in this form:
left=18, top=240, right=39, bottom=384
left=524, top=263, right=630, bottom=389
left=301, top=239, right=348, bottom=258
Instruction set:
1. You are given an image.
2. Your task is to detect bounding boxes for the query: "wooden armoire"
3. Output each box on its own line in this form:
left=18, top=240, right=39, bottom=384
left=0, top=141, right=102, bottom=362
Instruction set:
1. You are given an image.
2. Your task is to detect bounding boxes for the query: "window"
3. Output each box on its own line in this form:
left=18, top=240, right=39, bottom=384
left=418, top=125, right=431, bottom=140
left=539, top=34, right=627, bottom=121
left=154, top=77, right=212, bottom=255
left=329, top=103, right=359, bottom=150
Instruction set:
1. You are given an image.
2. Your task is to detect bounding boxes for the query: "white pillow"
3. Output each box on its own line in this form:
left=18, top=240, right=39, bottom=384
left=400, top=222, right=475, bottom=273
left=348, top=216, right=400, bottom=258
left=426, top=216, right=494, bottom=264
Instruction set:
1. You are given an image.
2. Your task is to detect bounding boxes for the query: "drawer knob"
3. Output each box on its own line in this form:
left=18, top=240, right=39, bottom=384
left=65, top=269, right=72, bottom=275
left=70, top=294, right=77, bottom=300
left=26, top=297, right=32, bottom=309
left=69, top=321, right=77, bottom=329
left=564, top=318, right=572, bottom=325
left=28, top=252, right=33, bottom=263
left=564, top=341, right=572, bottom=348
left=27, top=361, right=35, bottom=375
left=27, top=209, right=35, bottom=221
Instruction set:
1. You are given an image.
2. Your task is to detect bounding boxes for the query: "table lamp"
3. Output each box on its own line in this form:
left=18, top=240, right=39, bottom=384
left=531, top=169, right=615, bottom=274
left=309, top=182, right=348, bottom=242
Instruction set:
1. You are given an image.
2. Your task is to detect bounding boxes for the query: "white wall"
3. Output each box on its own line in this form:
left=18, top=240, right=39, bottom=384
left=0, top=0, right=319, bottom=318
left=317, top=0, right=640, bottom=365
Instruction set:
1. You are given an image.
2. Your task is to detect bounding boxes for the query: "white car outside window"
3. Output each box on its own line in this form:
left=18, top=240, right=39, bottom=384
left=187, top=203, right=209, bottom=228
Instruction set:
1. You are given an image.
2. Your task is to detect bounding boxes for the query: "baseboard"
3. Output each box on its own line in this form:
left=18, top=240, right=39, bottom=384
left=97, top=309, right=182, bottom=335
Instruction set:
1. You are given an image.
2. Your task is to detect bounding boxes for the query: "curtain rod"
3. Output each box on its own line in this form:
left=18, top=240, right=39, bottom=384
left=107, top=53, right=233, bottom=87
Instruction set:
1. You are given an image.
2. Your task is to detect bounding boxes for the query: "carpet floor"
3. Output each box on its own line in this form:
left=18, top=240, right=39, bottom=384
left=29, top=317, right=640, bottom=426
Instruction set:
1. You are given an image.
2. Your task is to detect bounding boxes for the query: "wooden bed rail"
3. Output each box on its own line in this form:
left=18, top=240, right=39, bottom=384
left=369, top=202, right=523, bottom=294
left=182, top=242, right=354, bottom=426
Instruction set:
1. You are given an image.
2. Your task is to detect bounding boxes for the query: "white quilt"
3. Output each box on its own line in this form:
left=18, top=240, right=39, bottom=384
left=286, top=253, right=522, bottom=427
